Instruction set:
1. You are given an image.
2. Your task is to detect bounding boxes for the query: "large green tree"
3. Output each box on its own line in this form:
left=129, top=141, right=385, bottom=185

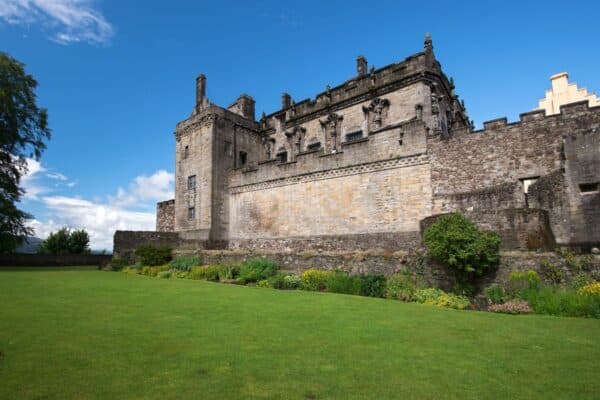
left=38, top=228, right=90, bottom=255
left=0, top=52, right=51, bottom=253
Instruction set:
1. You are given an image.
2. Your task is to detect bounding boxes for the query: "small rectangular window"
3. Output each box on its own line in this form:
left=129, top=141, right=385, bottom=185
left=187, top=175, right=196, bottom=190
left=345, top=130, right=363, bottom=142
left=521, top=177, right=539, bottom=194
left=579, top=182, right=599, bottom=193
left=238, top=151, right=247, bottom=166
left=183, top=145, right=189, bottom=159
left=276, top=151, right=288, bottom=163
left=307, top=142, right=321, bottom=151
left=187, top=207, right=195, bottom=220
left=224, top=141, right=232, bottom=156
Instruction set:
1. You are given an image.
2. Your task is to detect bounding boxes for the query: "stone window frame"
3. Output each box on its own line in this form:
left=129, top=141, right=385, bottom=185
left=238, top=150, right=248, bottom=166
left=187, top=206, right=195, bottom=220
left=306, top=141, right=322, bottom=151
left=579, top=182, right=599, bottom=194
left=183, top=145, right=189, bottom=159
left=345, top=130, right=363, bottom=143
left=187, top=175, right=197, bottom=191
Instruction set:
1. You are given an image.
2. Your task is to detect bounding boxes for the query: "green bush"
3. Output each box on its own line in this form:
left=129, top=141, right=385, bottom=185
left=524, top=287, right=600, bottom=318
left=414, top=288, right=469, bottom=309
left=359, top=274, right=387, bottom=298
left=423, top=213, right=500, bottom=287
left=135, top=244, right=173, bottom=266
left=139, top=265, right=170, bottom=277
left=157, top=270, right=172, bottom=279
left=109, top=257, right=129, bottom=271
left=484, top=284, right=505, bottom=304
left=301, top=269, right=334, bottom=291
left=283, top=274, right=302, bottom=289
left=190, top=265, right=220, bottom=281
left=237, top=258, right=279, bottom=284
left=325, top=272, right=361, bottom=295
left=122, top=266, right=139, bottom=275
left=540, top=259, right=565, bottom=285
left=571, top=273, right=591, bottom=290
left=169, top=256, right=202, bottom=272
left=217, top=264, right=240, bottom=281
left=256, top=279, right=270, bottom=288
left=386, top=273, right=420, bottom=301
left=505, top=270, right=541, bottom=299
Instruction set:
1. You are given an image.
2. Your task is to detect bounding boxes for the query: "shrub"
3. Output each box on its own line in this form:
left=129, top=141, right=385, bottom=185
left=414, top=288, right=445, bottom=303
left=540, top=259, right=565, bottom=285
left=505, top=270, right=541, bottom=299
left=525, top=287, right=600, bottom=318
left=217, top=264, right=240, bottom=281
left=325, top=272, right=361, bottom=295
left=423, top=213, right=500, bottom=287
left=578, top=282, right=600, bottom=298
left=140, top=265, right=170, bottom=277
left=122, top=266, right=139, bottom=275
left=237, top=258, right=279, bottom=284
left=169, top=256, right=202, bottom=272
left=489, top=300, right=533, bottom=314
left=301, top=269, right=334, bottom=291
left=414, top=288, right=469, bottom=309
left=571, top=273, right=591, bottom=290
left=135, top=244, right=172, bottom=266
left=359, top=274, right=387, bottom=298
left=109, top=257, right=129, bottom=271
left=157, top=270, right=172, bottom=279
left=283, top=274, right=302, bottom=290
left=484, top=284, right=505, bottom=304
left=257, top=279, right=270, bottom=288
left=190, top=265, right=220, bottom=281
left=386, top=273, right=420, bottom=301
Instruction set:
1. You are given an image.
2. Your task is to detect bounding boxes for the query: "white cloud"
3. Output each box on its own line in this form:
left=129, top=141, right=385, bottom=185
left=110, top=170, right=174, bottom=207
left=21, top=158, right=75, bottom=199
left=28, top=169, right=174, bottom=251
left=0, top=0, right=115, bottom=45
left=46, top=171, right=68, bottom=181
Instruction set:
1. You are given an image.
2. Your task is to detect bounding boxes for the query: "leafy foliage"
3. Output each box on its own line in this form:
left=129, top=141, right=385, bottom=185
left=423, top=213, right=500, bottom=286
left=539, top=259, right=565, bottom=285
left=489, top=300, right=533, bottom=314
left=413, top=288, right=470, bottom=309
left=169, top=256, right=202, bottom=272
left=134, top=244, right=172, bottom=266
left=359, top=274, right=387, bottom=298
left=505, top=270, right=541, bottom=299
left=325, top=272, right=361, bottom=295
left=300, top=269, right=334, bottom=291
left=385, top=273, right=421, bottom=301
left=0, top=52, right=51, bottom=253
left=237, top=258, right=279, bottom=284
left=189, top=265, right=221, bottom=281
left=109, top=257, right=129, bottom=271
left=484, top=284, right=505, bottom=305
left=38, top=227, right=90, bottom=254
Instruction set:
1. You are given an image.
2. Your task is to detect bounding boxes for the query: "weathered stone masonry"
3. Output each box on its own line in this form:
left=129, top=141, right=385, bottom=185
left=114, top=35, right=600, bottom=265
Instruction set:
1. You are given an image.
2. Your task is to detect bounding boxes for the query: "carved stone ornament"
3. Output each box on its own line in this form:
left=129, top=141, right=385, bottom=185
left=363, top=98, right=390, bottom=129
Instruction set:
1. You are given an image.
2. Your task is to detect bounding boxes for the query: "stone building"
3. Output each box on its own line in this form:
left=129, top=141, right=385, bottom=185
left=115, top=35, right=600, bottom=259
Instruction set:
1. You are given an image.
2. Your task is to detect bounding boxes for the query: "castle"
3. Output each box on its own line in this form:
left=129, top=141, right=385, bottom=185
left=114, top=35, right=600, bottom=260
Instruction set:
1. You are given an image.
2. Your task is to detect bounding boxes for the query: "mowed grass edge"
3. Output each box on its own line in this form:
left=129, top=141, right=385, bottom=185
left=0, top=268, right=599, bottom=399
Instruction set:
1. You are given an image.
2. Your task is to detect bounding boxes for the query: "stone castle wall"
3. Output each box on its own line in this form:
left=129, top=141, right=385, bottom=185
left=156, top=200, right=175, bottom=232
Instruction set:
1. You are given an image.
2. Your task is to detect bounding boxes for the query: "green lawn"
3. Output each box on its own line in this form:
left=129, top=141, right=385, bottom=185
left=0, top=269, right=599, bottom=399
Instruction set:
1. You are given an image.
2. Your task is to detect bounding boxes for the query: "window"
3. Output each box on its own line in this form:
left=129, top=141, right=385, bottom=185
left=183, top=145, right=189, bottom=159
left=276, top=151, right=288, bottom=163
left=345, top=130, right=363, bottom=142
left=187, top=175, right=196, bottom=190
left=238, top=151, right=247, bottom=166
left=579, top=182, right=599, bottom=193
left=224, top=141, right=232, bottom=156
left=307, top=142, right=321, bottom=151
left=399, top=132, right=405, bottom=146
left=521, top=177, right=539, bottom=194
left=187, top=207, right=195, bottom=220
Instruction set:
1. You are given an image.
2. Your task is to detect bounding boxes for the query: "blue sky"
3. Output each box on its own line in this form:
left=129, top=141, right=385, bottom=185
left=1, top=0, right=599, bottom=250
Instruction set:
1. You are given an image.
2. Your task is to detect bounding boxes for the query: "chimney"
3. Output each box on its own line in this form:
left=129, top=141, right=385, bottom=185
left=357, top=55, right=367, bottom=76
left=282, top=92, right=292, bottom=109
left=196, top=74, right=206, bottom=109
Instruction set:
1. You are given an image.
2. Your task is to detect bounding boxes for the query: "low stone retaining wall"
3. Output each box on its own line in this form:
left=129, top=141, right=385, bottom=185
left=0, top=254, right=112, bottom=267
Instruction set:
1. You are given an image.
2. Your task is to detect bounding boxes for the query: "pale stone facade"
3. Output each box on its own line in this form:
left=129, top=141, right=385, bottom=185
left=538, top=72, right=600, bottom=115
left=128, top=35, right=599, bottom=258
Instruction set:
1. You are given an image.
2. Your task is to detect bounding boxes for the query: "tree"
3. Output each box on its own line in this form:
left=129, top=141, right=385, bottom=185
left=0, top=52, right=51, bottom=253
left=423, top=213, right=501, bottom=294
left=39, top=227, right=90, bottom=255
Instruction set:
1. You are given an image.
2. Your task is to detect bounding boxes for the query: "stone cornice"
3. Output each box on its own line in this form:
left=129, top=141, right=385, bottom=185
left=229, top=153, right=429, bottom=194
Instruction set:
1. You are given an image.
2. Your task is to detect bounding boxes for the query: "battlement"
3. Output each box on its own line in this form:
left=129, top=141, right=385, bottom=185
left=473, top=100, right=600, bottom=135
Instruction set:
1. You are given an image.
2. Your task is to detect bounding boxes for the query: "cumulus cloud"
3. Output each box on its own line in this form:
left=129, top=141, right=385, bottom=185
left=110, top=170, right=174, bottom=208
left=28, top=169, right=174, bottom=251
left=0, top=0, right=115, bottom=45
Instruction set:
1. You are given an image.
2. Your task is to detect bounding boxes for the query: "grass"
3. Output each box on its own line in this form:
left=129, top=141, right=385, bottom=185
left=0, top=269, right=599, bottom=399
